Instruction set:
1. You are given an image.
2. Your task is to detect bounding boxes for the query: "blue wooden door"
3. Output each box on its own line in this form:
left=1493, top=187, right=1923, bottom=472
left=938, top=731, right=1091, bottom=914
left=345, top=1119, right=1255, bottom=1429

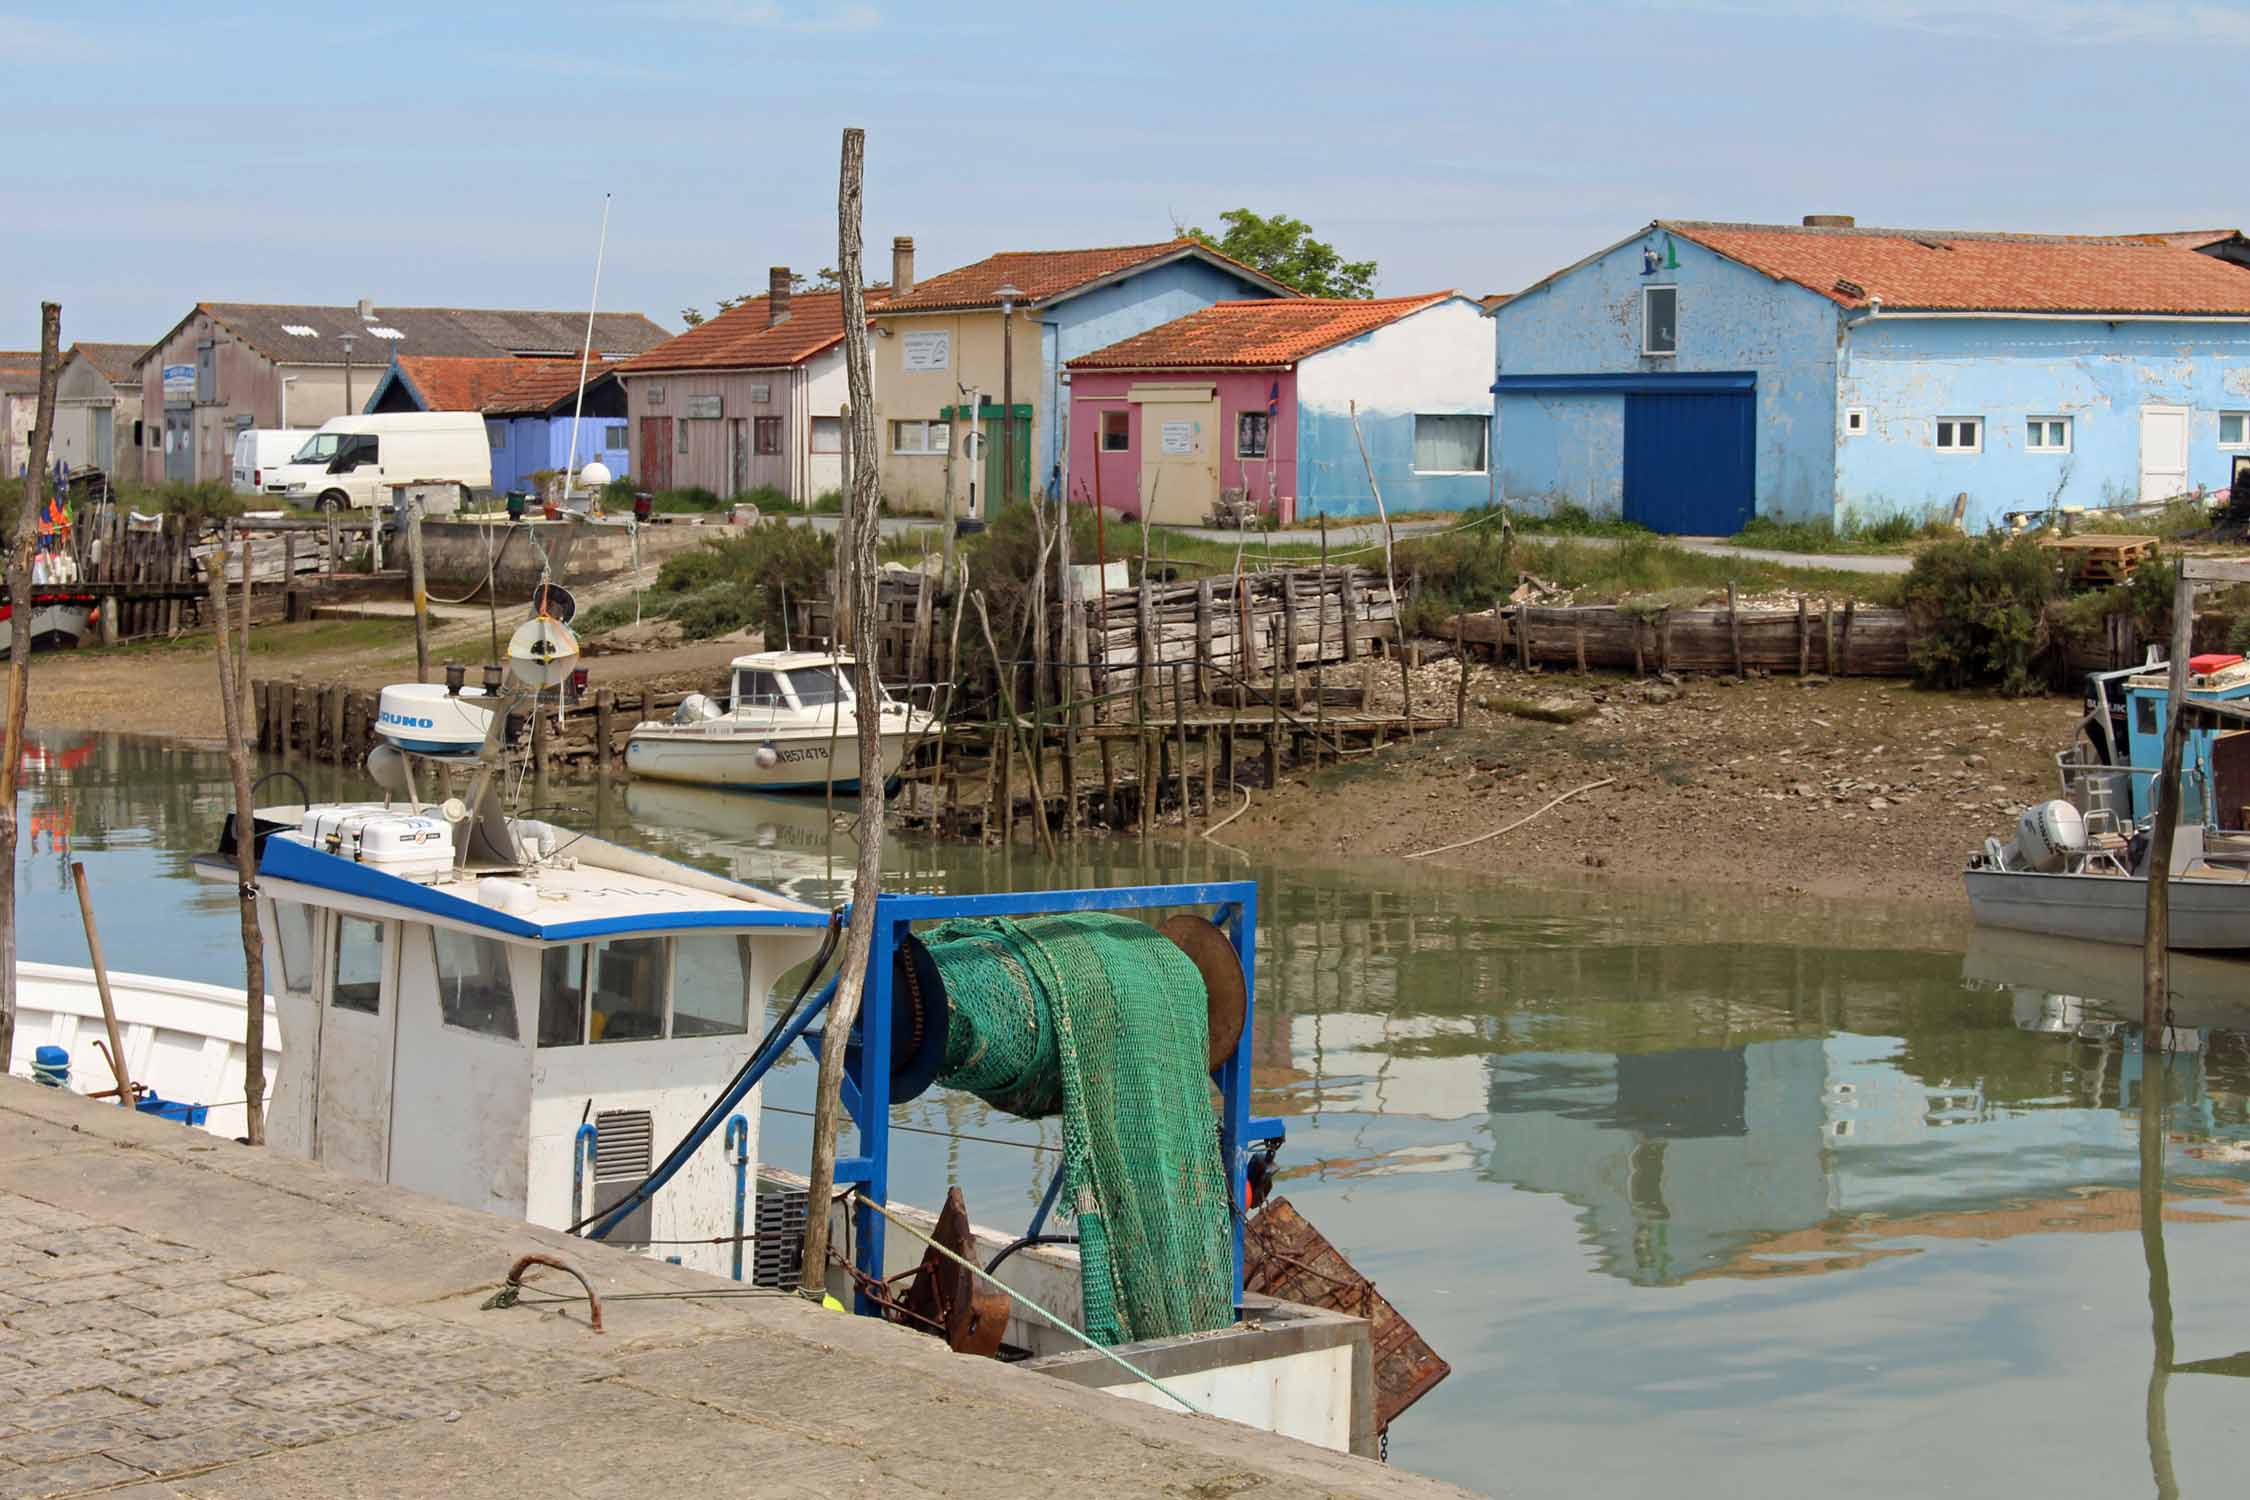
left=1623, top=392, right=1754, bottom=534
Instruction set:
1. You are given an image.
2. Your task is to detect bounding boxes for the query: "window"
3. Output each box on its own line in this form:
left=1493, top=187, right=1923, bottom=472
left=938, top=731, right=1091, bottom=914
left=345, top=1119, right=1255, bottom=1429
left=1412, top=414, right=1488, bottom=473
left=605, top=423, right=629, bottom=450
left=431, top=928, right=519, bottom=1041
left=272, top=902, right=317, bottom=998
left=590, top=936, right=667, bottom=1041
left=2027, top=416, right=2071, bottom=453
left=784, top=665, right=845, bottom=708
left=676, top=419, right=689, bottom=454
left=195, top=342, right=217, bottom=403
left=2222, top=413, right=2250, bottom=449
left=332, top=917, right=384, bottom=1014
left=733, top=668, right=783, bottom=708
left=538, top=945, right=586, bottom=1047
left=891, top=419, right=949, bottom=455
left=1642, top=286, right=1677, bottom=356
left=672, top=934, right=751, bottom=1037
left=1935, top=417, right=1983, bottom=453
left=1843, top=408, right=1867, bottom=436
left=1100, top=410, right=1130, bottom=452
left=810, top=416, right=841, bottom=454
left=331, top=433, right=378, bottom=472
left=754, top=416, right=782, bottom=455
left=486, top=421, right=506, bottom=451
left=1237, top=411, right=1270, bottom=459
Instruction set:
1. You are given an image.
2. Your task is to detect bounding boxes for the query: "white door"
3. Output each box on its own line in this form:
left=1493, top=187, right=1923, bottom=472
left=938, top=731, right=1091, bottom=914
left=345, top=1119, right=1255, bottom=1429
left=387, top=926, right=532, bottom=1217
left=313, top=914, right=398, bottom=1184
left=2141, top=406, right=2190, bottom=503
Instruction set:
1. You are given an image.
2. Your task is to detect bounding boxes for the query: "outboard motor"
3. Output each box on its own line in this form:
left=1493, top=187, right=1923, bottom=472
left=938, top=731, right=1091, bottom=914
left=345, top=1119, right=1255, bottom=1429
left=672, top=693, right=724, bottom=726
left=2015, top=800, right=2088, bottom=873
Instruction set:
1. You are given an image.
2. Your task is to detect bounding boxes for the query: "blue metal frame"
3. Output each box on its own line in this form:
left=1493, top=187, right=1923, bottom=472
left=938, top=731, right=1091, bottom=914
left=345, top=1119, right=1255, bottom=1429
left=571, top=1122, right=598, bottom=1226
left=725, top=1114, right=750, bottom=1282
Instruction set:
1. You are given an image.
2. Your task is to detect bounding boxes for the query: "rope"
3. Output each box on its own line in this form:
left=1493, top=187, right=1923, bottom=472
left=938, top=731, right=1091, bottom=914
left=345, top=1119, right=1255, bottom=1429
left=855, top=1192, right=1207, bottom=1417
left=1403, top=776, right=1615, bottom=859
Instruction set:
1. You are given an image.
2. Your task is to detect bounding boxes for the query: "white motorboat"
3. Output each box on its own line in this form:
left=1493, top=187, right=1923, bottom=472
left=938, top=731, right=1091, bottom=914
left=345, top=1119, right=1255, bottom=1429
left=623, top=649, right=938, bottom=793
left=1964, top=799, right=2250, bottom=950
left=10, top=961, right=279, bottom=1138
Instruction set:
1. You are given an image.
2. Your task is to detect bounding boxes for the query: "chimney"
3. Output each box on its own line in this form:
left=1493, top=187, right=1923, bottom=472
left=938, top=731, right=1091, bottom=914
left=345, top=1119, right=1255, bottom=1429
left=892, top=236, right=915, bottom=296
left=768, top=267, right=792, bottom=327
left=356, top=297, right=374, bottom=319
left=1802, top=214, right=1855, bottom=229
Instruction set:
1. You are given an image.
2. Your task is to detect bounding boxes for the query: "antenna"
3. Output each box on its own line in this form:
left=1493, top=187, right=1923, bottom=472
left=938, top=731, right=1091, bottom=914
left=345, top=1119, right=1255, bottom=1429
left=560, top=192, right=614, bottom=515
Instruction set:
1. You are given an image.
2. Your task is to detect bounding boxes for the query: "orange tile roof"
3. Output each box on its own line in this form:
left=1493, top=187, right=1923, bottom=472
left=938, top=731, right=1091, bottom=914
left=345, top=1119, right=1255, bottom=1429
left=877, top=238, right=1297, bottom=315
left=392, top=354, right=540, bottom=411
left=614, top=288, right=884, bottom=375
left=1667, top=221, right=2250, bottom=315
left=482, top=359, right=617, bottom=416
left=1067, top=294, right=1456, bottom=370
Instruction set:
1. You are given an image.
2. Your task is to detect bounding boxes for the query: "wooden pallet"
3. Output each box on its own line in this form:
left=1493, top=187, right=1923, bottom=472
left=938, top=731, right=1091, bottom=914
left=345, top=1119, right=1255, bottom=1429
left=2039, top=532, right=2157, bottom=585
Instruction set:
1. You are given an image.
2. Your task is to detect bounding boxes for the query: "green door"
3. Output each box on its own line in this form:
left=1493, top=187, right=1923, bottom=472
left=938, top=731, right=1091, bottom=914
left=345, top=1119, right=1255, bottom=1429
left=943, top=402, right=1031, bottom=509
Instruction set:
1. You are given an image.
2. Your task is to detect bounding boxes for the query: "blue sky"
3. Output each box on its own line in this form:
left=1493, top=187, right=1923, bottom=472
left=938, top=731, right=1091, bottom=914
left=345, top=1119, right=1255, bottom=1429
left=8, top=0, right=2249, bottom=348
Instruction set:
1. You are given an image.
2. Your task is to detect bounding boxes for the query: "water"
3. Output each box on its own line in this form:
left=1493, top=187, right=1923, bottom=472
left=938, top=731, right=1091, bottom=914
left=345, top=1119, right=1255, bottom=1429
left=16, top=728, right=2250, bottom=1498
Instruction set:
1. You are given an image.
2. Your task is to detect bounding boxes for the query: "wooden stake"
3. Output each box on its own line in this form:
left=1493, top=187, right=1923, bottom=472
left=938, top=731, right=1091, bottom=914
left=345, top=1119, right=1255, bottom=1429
left=1348, top=401, right=1412, bottom=742
left=1455, top=614, right=1469, bottom=727
left=1172, top=663, right=1190, bottom=837
left=206, top=545, right=267, bottom=1145
left=1727, top=581, right=1744, bottom=676
left=1796, top=597, right=1809, bottom=676
left=406, top=496, right=431, bottom=682
left=69, top=862, right=132, bottom=1106
left=0, top=301, right=59, bottom=1075
left=1840, top=598, right=1857, bottom=675
left=2144, top=564, right=2195, bottom=1035
left=595, top=688, right=615, bottom=771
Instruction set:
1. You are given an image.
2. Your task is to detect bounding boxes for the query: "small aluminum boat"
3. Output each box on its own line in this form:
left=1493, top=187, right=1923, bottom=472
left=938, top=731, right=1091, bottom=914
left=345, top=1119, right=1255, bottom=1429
left=1964, top=801, right=2250, bottom=950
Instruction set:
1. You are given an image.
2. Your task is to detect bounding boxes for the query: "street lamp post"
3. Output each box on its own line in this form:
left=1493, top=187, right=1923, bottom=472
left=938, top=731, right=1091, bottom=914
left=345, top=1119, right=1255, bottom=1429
left=340, top=333, right=357, bottom=415
left=996, top=282, right=1022, bottom=507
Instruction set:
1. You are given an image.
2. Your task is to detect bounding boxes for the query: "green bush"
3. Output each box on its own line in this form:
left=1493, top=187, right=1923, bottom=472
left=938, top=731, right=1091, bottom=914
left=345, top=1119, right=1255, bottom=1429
left=649, top=486, right=723, bottom=514
left=649, top=522, right=834, bottom=640
left=1902, top=535, right=2057, bottom=694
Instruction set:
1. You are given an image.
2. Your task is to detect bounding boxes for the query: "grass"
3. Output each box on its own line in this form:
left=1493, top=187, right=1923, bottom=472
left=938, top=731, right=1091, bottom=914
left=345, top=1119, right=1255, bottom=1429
left=2066, top=499, right=2210, bottom=539
left=1728, top=510, right=1954, bottom=554
left=1509, top=502, right=1651, bottom=540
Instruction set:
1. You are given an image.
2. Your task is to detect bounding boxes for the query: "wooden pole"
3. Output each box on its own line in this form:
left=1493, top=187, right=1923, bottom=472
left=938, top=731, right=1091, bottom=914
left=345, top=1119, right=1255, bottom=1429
left=1727, top=581, right=1744, bottom=676
left=407, top=497, right=431, bottom=682
left=1314, top=523, right=1329, bottom=772
left=1797, top=596, right=1809, bottom=677
left=595, top=687, right=615, bottom=771
left=1455, top=614, right=1469, bottom=727
left=69, top=862, right=132, bottom=1106
left=1840, top=598, right=1857, bottom=675
left=205, top=544, right=267, bottom=1145
left=0, top=303, right=61, bottom=1076
left=237, top=537, right=254, bottom=735
left=1348, top=400, right=1413, bottom=742
left=2144, top=564, right=2195, bottom=1036
left=1172, top=662, right=1190, bottom=836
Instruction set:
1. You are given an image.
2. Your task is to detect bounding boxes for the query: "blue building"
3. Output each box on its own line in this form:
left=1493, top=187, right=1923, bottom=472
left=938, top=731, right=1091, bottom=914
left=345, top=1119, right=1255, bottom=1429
left=1494, top=218, right=2250, bottom=533
left=479, top=363, right=628, bottom=495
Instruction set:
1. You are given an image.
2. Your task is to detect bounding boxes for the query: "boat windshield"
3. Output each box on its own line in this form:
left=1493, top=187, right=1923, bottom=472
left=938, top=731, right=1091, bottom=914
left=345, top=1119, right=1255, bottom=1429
left=784, top=666, right=850, bottom=709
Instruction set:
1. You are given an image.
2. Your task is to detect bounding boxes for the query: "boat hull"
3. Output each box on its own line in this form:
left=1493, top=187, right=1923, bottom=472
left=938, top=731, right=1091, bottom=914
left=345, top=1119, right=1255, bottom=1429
left=625, top=725, right=917, bottom=792
left=10, top=961, right=281, bottom=1137
left=1964, top=867, right=2250, bottom=950
left=0, top=598, right=94, bottom=656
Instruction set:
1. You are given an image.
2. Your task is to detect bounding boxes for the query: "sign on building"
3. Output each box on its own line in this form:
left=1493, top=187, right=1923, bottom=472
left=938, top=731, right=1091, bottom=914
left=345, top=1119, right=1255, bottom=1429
left=1161, top=420, right=1194, bottom=455
left=685, top=395, right=723, bottom=419
left=902, top=330, right=950, bottom=373
left=162, top=364, right=195, bottom=400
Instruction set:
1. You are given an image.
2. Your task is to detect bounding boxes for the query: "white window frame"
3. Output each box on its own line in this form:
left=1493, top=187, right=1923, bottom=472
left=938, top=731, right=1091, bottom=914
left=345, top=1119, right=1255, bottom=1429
left=2220, top=412, right=2250, bottom=451
left=891, top=419, right=950, bottom=456
left=1642, top=285, right=1678, bottom=357
left=2026, top=416, right=2071, bottom=454
left=1935, top=416, right=1983, bottom=454
left=1843, top=407, right=1867, bottom=437
left=1409, top=413, right=1489, bottom=475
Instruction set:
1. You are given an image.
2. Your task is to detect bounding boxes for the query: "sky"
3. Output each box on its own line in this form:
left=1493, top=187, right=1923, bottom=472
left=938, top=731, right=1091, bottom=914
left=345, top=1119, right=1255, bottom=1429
left=8, top=0, right=2250, bottom=348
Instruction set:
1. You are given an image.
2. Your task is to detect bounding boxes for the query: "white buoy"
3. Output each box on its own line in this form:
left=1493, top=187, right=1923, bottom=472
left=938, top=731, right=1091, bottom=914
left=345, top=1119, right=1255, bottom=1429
left=579, top=459, right=612, bottom=490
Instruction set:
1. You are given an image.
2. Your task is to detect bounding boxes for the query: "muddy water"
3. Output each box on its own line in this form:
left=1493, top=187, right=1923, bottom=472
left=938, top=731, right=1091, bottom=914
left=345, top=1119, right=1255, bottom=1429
left=15, top=729, right=2250, bottom=1498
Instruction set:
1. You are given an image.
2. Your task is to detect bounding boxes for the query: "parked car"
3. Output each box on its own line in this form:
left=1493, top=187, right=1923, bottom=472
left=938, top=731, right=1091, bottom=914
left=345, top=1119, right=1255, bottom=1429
left=263, top=413, right=493, bottom=511
left=230, top=429, right=311, bottom=496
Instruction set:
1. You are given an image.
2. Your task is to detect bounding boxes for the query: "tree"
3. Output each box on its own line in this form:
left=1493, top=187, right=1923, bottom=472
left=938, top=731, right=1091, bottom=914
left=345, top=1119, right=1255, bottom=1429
left=1181, top=209, right=1377, bottom=299
left=679, top=268, right=843, bottom=328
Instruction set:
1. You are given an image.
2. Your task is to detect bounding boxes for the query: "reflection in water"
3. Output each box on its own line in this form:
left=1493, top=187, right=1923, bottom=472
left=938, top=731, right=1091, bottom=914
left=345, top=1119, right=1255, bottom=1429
left=24, top=729, right=2250, bottom=1496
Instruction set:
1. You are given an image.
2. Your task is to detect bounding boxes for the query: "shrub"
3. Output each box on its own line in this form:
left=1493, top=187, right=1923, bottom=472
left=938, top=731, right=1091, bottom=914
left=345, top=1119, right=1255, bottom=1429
left=1901, top=535, right=2056, bottom=694
left=644, top=522, right=834, bottom=640
left=649, top=486, right=723, bottom=514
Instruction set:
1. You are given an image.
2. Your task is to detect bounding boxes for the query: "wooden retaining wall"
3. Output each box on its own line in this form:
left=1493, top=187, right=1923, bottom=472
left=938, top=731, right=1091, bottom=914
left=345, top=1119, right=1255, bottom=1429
left=1448, top=598, right=1914, bottom=677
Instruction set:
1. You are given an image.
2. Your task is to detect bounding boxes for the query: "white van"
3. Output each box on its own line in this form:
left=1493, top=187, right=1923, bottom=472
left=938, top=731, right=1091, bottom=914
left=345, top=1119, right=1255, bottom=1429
left=231, top=429, right=311, bottom=495
left=265, top=413, right=493, bottom=511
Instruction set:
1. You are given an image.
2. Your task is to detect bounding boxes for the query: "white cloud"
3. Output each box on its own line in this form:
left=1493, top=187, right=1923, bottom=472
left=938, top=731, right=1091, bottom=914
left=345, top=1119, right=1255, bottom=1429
left=1643, top=0, right=2250, bottom=46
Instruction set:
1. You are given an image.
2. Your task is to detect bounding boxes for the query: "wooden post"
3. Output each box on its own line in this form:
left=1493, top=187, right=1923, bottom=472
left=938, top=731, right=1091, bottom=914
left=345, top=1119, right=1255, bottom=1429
left=1267, top=615, right=1284, bottom=787
left=1281, top=568, right=1301, bottom=711
left=1348, top=400, right=1412, bottom=742
left=1574, top=623, right=1587, bottom=675
left=1797, top=597, right=1809, bottom=676
left=1100, top=736, right=1117, bottom=829
left=595, top=688, right=616, bottom=771
left=205, top=544, right=267, bottom=1145
left=281, top=682, right=299, bottom=758
left=1660, top=610, right=1672, bottom=674
left=1194, top=577, right=1214, bottom=702
left=325, top=685, right=344, bottom=764
left=1172, top=663, right=1190, bottom=835
left=282, top=532, right=299, bottom=623
left=406, top=496, right=431, bottom=683
left=2145, top=564, right=2195, bottom=1035
left=1823, top=598, right=1836, bottom=673
left=1631, top=615, right=1644, bottom=677
left=1314, top=526, right=1330, bottom=772
left=1518, top=607, right=1532, bottom=670
left=1203, top=727, right=1216, bottom=823
left=1136, top=575, right=1155, bottom=715
left=1727, top=581, right=1744, bottom=676
left=1840, top=598, right=1857, bottom=676
left=69, top=863, right=132, bottom=1106
left=1455, top=614, right=1469, bottom=727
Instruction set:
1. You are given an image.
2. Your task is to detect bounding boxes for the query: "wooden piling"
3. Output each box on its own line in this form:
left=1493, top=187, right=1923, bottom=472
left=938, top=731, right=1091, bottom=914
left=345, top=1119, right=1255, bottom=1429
left=595, top=688, right=615, bottom=771
left=323, top=686, right=343, bottom=762
left=1727, top=582, right=1744, bottom=676
left=1455, top=615, right=1469, bottom=727
left=1840, top=599, right=1857, bottom=675
left=1796, top=597, right=1809, bottom=677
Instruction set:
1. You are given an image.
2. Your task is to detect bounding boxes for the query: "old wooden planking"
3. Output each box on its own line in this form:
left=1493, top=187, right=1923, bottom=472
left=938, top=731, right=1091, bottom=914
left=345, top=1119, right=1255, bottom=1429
left=1449, top=602, right=1914, bottom=676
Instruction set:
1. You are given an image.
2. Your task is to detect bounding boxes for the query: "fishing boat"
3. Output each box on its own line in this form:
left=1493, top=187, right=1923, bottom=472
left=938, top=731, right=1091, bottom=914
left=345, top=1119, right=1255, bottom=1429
left=0, top=592, right=95, bottom=655
left=1968, top=653, right=2250, bottom=949
left=16, top=611, right=1442, bottom=1455
left=623, top=649, right=938, bottom=793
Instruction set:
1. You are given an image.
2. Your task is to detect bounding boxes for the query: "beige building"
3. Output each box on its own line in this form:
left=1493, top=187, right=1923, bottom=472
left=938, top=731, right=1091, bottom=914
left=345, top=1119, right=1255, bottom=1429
left=134, top=302, right=670, bottom=486
left=869, top=238, right=1292, bottom=516
left=52, top=343, right=149, bottom=473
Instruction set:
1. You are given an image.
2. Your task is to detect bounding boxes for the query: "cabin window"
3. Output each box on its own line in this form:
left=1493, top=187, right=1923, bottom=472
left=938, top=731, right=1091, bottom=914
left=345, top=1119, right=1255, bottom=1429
left=785, top=666, right=845, bottom=708
left=1935, top=417, right=1982, bottom=453
left=733, top=669, right=784, bottom=709
left=590, top=936, right=667, bottom=1042
left=2027, top=417, right=2071, bottom=453
left=2135, top=696, right=2159, bottom=737
left=1236, top=412, right=1269, bottom=460
left=538, top=945, right=587, bottom=1046
left=672, top=934, right=751, bottom=1037
left=272, top=902, right=318, bottom=997
left=810, top=416, right=842, bottom=454
left=1642, top=286, right=1678, bottom=356
left=431, top=928, right=519, bottom=1041
left=1101, top=410, right=1130, bottom=452
left=332, top=917, right=385, bottom=1014
left=755, top=416, right=782, bottom=455
left=1412, top=415, right=1488, bottom=474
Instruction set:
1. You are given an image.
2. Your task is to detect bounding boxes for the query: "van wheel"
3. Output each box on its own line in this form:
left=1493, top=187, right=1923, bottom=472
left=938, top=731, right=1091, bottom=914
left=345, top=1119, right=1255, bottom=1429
left=315, top=492, right=347, bottom=513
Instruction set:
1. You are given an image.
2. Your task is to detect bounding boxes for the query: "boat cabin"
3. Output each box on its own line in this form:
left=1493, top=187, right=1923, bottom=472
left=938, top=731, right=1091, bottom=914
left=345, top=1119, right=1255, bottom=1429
left=2119, top=658, right=2250, bottom=825
left=725, top=649, right=897, bottom=719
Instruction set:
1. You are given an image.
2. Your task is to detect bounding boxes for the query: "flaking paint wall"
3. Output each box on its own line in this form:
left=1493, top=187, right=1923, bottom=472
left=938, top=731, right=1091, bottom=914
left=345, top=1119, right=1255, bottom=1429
left=1494, top=232, right=1840, bottom=525
left=1294, top=298, right=1494, bottom=519
left=1835, top=317, right=2250, bottom=529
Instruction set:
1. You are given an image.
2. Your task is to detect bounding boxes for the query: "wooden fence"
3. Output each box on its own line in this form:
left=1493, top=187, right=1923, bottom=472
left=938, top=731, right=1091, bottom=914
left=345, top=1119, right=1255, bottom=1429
left=1448, top=597, right=1914, bottom=677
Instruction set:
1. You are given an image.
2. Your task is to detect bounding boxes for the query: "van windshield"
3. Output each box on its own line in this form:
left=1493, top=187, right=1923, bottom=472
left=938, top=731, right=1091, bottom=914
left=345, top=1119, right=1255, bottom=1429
left=291, top=433, right=343, bottom=464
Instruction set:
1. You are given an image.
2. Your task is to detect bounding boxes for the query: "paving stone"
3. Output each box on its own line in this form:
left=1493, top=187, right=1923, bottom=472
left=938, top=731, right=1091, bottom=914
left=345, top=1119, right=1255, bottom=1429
left=233, top=1291, right=371, bottom=1324
left=0, top=1201, right=94, bottom=1234
left=116, top=1397, right=263, bottom=1442
left=12, top=1388, right=145, bottom=1431
left=352, top=1385, right=479, bottom=1422
left=8, top=1420, right=140, bottom=1463
left=103, top=1425, right=273, bottom=1477
left=125, top=1242, right=208, bottom=1266
left=18, top=1253, right=150, bottom=1282
left=236, top=1372, right=384, bottom=1412
left=131, top=1307, right=261, bottom=1347
left=1, top=1301, right=153, bottom=1338
left=0, top=1451, right=144, bottom=1499
left=10, top=1273, right=149, bottom=1307
left=117, top=1366, right=252, bottom=1405
left=117, top=1337, right=261, bottom=1376
left=223, top=1273, right=309, bottom=1298
left=13, top=1357, right=136, bottom=1399
left=333, top=1304, right=424, bottom=1333
left=235, top=1404, right=401, bottom=1449
left=232, top=1317, right=366, bottom=1353
left=14, top=1327, right=145, bottom=1364
left=245, top=1344, right=391, bottom=1382
left=117, top=1284, right=257, bottom=1319
left=350, top=1325, right=490, bottom=1361
left=12, top=1230, right=132, bottom=1258
left=117, top=1260, right=256, bottom=1291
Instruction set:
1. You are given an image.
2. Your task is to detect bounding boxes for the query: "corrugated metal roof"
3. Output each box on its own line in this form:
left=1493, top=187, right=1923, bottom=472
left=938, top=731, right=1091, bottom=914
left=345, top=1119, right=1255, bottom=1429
left=138, top=304, right=672, bottom=367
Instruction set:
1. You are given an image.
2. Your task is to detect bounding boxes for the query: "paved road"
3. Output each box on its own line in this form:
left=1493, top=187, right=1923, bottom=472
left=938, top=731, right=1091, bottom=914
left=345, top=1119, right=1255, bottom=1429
left=0, top=1082, right=1470, bottom=1500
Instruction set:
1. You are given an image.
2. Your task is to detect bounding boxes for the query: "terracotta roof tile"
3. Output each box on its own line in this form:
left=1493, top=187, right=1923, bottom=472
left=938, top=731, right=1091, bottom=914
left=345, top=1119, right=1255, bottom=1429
left=1067, top=294, right=1456, bottom=370
left=392, top=355, right=539, bottom=411
left=878, top=239, right=1297, bottom=315
left=614, top=288, right=885, bottom=375
left=482, top=359, right=618, bottom=416
left=0, top=350, right=40, bottom=371
left=1667, top=221, right=2250, bottom=315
